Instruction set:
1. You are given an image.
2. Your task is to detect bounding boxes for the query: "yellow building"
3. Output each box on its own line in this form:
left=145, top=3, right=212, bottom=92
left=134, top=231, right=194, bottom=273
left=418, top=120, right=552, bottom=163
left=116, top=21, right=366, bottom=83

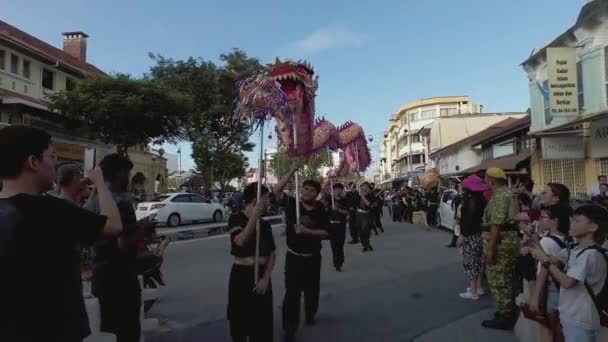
left=127, top=146, right=169, bottom=198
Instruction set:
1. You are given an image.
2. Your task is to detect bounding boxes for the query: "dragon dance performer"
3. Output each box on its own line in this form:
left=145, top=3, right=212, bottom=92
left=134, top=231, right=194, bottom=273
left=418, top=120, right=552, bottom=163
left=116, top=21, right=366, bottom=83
left=346, top=182, right=360, bottom=244
left=356, top=182, right=376, bottom=252
left=369, top=183, right=385, bottom=235
left=274, top=170, right=330, bottom=342
left=226, top=182, right=276, bottom=342
left=328, top=183, right=350, bottom=272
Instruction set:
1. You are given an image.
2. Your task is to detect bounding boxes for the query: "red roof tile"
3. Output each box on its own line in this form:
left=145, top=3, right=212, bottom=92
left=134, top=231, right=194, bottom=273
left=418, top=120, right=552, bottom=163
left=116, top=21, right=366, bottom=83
left=0, top=20, right=106, bottom=77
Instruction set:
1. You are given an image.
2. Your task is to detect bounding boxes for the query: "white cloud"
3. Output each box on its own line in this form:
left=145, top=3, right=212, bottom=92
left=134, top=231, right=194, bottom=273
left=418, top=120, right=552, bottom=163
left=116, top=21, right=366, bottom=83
left=288, top=27, right=370, bottom=55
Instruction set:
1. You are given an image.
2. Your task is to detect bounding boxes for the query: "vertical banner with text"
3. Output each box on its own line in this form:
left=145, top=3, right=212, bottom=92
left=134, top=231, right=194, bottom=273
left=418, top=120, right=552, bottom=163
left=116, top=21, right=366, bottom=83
left=547, top=47, right=579, bottom=117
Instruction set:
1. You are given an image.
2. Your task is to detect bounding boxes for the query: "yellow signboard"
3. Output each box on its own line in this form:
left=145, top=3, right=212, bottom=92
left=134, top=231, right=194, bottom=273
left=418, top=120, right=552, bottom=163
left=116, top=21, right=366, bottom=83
left=547, top=47, right=579, bottom=117
left=54, top=142, right=85, bottom=161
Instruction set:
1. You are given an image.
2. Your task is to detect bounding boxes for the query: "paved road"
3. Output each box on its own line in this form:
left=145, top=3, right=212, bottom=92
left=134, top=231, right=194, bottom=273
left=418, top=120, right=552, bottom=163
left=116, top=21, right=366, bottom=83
left=146, top=215, right=517, bottom=342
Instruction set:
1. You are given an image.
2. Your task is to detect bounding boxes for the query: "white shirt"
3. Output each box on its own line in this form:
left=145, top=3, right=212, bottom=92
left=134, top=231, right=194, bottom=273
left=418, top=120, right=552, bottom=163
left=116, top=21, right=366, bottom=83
left=538, top=235, right=565, bottom=274
left=558, top=245, right=607, bottom=330
left=589, top=184, right=601, bottom=198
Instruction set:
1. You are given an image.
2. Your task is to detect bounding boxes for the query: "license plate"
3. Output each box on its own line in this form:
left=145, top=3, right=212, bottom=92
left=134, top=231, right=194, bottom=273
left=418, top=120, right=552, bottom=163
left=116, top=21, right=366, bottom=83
left=139, top=207, right=147, bottom=211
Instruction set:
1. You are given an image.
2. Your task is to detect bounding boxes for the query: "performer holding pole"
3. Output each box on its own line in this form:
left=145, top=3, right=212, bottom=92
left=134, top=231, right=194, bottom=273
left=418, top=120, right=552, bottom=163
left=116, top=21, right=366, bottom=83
left=356, top=182, right=376, bottom=252
left=226, top=182, right=276, bottom=342
left=328, top=182, right=349, bottom=271
left=278, top=177, right=330, bottom=342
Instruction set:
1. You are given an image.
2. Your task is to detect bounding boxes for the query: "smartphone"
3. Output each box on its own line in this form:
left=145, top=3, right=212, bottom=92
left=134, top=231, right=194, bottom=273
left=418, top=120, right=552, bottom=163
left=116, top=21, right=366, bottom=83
left=84, top=148, right=96, bottom=178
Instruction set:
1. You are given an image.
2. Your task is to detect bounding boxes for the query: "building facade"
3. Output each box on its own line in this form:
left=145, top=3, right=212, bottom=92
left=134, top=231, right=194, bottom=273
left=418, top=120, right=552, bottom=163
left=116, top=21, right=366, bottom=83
left=427, top=113, right=527, bottom=175
left=429, top=115, right=532, bottom=182
left=522, top=0, right=608, bottom=198
left=380, top=96, right=484, bottom=185
left=0, top=20, right=168, bottom=197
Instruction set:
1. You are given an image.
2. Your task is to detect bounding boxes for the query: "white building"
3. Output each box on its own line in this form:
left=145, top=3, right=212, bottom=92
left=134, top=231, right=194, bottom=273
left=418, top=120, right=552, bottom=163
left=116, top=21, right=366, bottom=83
left=380, top=96, right=484, bottom=185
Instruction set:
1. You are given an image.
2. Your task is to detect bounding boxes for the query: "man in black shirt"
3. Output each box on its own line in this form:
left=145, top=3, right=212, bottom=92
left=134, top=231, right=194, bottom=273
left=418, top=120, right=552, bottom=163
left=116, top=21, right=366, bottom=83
left=346, top=183, right=360, bottom=244
left=227, top=182, right=276, bottom=342
left=328, top=183, right=349, bottom=271
left=84, top=154, right=143, bottom=342
left=0, top=125, right=123, bottom=342
left=357, top=182, right=377, bottom=251
left=274, top=171, right=330, bottom=342
left=369, top=183, right=385, bottom=234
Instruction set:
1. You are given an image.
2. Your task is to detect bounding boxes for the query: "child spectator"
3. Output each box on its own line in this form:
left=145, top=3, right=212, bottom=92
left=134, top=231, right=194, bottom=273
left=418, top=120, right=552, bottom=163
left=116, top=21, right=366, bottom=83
left=531, top=205, right=608, bottom=341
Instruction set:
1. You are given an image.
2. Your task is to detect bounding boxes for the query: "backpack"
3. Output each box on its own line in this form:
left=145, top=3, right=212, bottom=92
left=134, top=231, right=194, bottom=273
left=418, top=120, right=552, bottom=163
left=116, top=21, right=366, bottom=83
left=547, top=235, right=567, bottom=249
left=577, top=245, right=608, bottom=327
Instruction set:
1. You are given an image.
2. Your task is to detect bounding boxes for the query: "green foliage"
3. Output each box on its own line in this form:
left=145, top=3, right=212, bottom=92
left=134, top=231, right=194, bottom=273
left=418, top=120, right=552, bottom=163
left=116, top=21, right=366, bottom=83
left=49, top=74, right=192, bottom=153
left=270, top=148, right=333, bottom=182
left=148, top=49, right=263, bottom=190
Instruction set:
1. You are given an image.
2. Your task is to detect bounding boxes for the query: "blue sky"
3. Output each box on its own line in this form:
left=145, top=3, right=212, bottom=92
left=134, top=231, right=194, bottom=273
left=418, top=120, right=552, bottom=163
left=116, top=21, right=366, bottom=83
left=3, top=0, right=583, bottom=172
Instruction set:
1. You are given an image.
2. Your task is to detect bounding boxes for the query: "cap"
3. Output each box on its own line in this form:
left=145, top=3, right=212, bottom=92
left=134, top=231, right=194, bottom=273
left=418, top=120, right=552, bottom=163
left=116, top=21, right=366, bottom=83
left=486, top=167, right=507, bottom=180
left=57, top=163, right=83, bottom=186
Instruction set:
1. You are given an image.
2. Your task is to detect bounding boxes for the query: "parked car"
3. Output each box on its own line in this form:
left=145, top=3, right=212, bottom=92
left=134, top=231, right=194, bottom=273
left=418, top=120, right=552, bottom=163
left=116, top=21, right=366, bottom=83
left=136, top=193, right=228, bottom=227
left=437, top=189, right=458, bottom=231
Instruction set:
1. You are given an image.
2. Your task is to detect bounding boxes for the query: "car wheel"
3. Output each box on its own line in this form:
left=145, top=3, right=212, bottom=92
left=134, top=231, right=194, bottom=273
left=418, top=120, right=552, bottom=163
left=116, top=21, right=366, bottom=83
left=168, top=213, right=181, bottom=227
left=213, top=210, right=223, bottom=223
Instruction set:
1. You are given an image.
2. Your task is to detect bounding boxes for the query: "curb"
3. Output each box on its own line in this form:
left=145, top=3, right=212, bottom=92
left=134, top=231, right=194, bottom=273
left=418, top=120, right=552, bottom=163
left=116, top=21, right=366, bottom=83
left=158, top=215, right=284, bottom=242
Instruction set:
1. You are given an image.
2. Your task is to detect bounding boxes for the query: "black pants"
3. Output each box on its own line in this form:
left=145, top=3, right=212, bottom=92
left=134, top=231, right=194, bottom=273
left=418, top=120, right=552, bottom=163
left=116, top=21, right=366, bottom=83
left=330, top=221, right=346, bottom=268
left=348, top=211, right=359, bottom=242
left=356, top=211, right=373, bottom=249
left=373, top=208, right=384, bottom=233
left=282, top=252, right=321, bottom=335
left=96, top=290, right=141, bottom=342
left=391, top=205, right=400, bottom=222
left=228, top=265, right=273, bottom=342
left=426, top=204, right=438, bottom=228
left=403, top=206, right=412, bottom=223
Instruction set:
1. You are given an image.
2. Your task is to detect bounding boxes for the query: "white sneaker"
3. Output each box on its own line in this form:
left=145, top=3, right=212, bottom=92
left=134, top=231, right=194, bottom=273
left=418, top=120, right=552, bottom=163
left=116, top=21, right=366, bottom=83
left=459, top=290, right=479, bottom=300
left=467, top=287, right=485, bottom=296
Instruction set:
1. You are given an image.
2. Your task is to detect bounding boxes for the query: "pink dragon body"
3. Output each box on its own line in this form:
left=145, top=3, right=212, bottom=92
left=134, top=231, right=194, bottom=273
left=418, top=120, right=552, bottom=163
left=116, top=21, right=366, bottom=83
left=238, top=59, right=371, bottom=178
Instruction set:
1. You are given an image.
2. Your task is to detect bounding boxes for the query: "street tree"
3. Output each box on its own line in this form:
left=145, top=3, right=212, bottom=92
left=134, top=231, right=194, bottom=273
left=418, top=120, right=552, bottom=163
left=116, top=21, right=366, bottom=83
left=270, top=148, right=333, bottom=181
left=148, top=49, right=262, bottom=190
left=49, top=74, right=192, bottom=154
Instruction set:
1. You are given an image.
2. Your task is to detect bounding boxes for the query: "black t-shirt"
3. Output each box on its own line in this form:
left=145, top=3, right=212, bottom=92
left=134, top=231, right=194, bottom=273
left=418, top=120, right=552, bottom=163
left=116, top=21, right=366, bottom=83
left=355, top=192, right=376, bottom=211
left=460, top=191, right=487, bottom=237
left=84, top=194, right=140, bottom=296
left=283, top=196, right=330, bottom=254
left=229, top=212, right=276, bottom=258
left=0, top=194, right=106, bottom=342
left=329, top=196, right=349, bottom=222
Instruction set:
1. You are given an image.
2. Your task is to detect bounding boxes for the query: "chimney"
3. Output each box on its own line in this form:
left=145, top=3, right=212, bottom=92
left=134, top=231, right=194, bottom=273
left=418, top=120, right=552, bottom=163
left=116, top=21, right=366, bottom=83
left=61, top=31, right=89, bottom=62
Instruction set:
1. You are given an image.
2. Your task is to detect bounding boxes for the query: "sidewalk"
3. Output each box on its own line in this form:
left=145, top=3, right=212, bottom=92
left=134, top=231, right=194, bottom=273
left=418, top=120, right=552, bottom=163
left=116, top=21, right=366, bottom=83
left=413, top=309, right=517, bottom=342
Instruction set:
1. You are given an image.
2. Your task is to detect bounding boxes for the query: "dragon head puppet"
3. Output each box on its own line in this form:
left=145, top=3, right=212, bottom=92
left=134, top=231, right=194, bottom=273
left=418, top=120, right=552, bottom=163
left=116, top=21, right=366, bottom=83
left=238, top=58, right=371, bottom=175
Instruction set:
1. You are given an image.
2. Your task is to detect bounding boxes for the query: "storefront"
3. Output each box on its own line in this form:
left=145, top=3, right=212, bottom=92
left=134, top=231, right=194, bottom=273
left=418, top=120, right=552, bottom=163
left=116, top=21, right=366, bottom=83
left=537, top=135, right=587, bottom=198
left=591, top=117, right=608, bottom=177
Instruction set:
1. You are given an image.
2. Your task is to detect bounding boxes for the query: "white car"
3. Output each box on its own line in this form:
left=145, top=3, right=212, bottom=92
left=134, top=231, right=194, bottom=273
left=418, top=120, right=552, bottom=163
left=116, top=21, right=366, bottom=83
left=437, top=189, right=458, bottom=231
left=136, top=193, right=227, bottom=227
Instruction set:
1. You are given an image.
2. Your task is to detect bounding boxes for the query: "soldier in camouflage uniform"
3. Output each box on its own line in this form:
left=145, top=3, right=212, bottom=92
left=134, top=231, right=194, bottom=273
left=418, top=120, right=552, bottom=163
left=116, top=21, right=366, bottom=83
left=481, top=167, right=520, bottom=330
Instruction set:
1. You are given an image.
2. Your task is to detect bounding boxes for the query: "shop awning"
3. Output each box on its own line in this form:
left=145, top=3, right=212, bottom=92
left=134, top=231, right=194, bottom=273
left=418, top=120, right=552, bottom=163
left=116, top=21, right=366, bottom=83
left=460, top=151, right=533, bottom=174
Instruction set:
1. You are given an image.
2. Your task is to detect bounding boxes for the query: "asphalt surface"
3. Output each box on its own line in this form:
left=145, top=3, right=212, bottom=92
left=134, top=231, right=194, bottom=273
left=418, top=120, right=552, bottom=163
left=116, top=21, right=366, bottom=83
left=146, top=214, right=517, bottom=342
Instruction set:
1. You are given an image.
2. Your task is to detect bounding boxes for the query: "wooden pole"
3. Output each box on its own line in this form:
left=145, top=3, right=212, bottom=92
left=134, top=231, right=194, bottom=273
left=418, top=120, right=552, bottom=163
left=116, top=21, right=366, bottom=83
left=254, top=123, right=264, bottom=282
left=292, top=112, right=301, bottom=225
left=330, top=177, right=335, bottom=207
